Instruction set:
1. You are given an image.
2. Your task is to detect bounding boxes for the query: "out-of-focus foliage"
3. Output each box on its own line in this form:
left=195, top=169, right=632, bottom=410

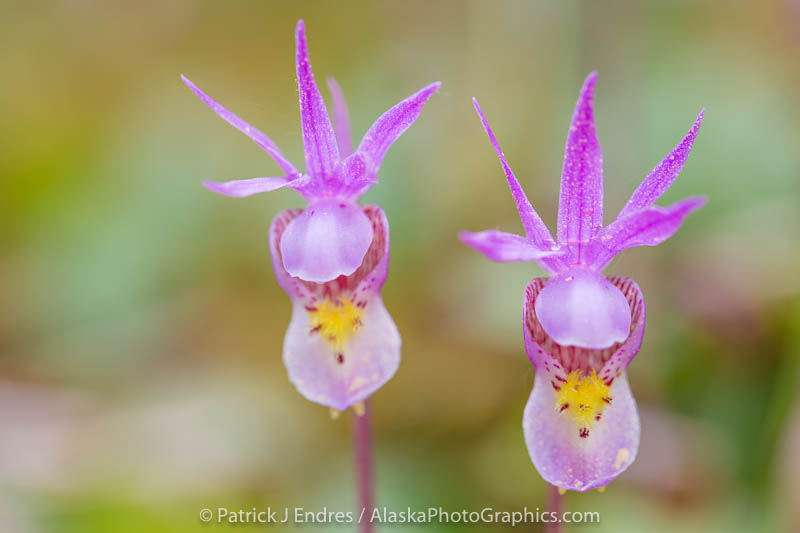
left=1, top=1, right=799, bottom=531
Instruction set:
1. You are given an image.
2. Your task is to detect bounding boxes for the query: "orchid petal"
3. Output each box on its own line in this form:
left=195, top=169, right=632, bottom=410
left=280, top=199, right=374, bottom=283
left=180, top=75, right=299, bottom=177
left=534, top=267, right=631, bottom=349
left=337, top=151, right=377, bottom=199
left=557, top=72, right=604, bottom=263
left=283, top=294, right=401, bottom=411
left=587, top=196, right=707, bottom=270
left=523, top=370, right=639, bottom=492
left=458, top=230, right=563, bottom=263
left=270, top=206, right=399, bottom=410
left=619, top=110, right=704, bottom=218
left=471, top=99, right=558, bottom=251
left=295, top=20, right=339, bottom=181
left=202, top=175, right=308, bottom=198
left=522, top=275, right=645, bottom=491
left=327, top=77, right=354, bottom=157
left=356, top=82, right=441, bottom=175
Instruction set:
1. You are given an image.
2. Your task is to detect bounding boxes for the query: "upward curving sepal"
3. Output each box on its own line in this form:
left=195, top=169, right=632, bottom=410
left=471, top=99, right=558, bottom=252
left=181, top=75, right=299, bottom=176
left=327, top=77, right=354, bottom=157
left=356, top=82, right=441, bottom=178
left=557, top=72, right=604, bottom=264
left=295, top=20, right=340, bottom=182
left=619, top=110, right=704, bottom=218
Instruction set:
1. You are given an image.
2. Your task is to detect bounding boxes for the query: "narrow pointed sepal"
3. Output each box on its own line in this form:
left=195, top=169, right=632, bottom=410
left=586, top=196, right=707, bottom=270
left=295, top=20, right=340, bottom=181
left=180, top=75, right=299, bottom=176
left=357, top=82, right=441, bottom=176
left=557, top=72, right=604, bottom=264
left=327, top=77, right=354, bottom=157
left=458, top=230, right=563, bottom=263
left=619, top=109, right=704, bottom=218
left=471, top=98, right=559, bottom=252
left=202, top=175, right=309, bottom=198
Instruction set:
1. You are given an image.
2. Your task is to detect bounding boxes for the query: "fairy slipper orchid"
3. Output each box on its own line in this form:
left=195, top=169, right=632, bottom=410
left=184, top=20, right=440, bottom=410
left=460, top=72, right=705, bottom=491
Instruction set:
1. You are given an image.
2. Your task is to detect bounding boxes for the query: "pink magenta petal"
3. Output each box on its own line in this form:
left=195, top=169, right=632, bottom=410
left=458, top=230, right=563, bottom=263
left=202, top=175, right=308, bottom=198
left=557, top=72, right=604, bottom=264
left=587, top=196, right=707, bottom=270
left=534, top=267, right=631, bottom=349
left=523, top=370, right=639, bottom=492
left=279, top=199, right=374, bottom=283
left=180, top=75, right=299, bottom=177
left=471, top=99, right=560, bottom=254
left=619, top=109, right=704, bottom=218
left=357, top=82, right=441, bottom=174
left=337, top=151, right=377, bottom=199
left=295, top=20, right=340, bottom=181
left=327, top=77, right=354, bottom=157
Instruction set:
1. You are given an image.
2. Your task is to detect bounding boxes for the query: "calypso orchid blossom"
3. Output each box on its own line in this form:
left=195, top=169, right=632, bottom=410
left=183, top=20, right=440, bottom=412
left=460, top=72, right=705, bottom=491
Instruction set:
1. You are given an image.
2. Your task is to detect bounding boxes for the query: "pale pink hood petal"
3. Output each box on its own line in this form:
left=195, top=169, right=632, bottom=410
left=534, top=267, right=631, bottom=349
left=279, top=199, right=374, bottom=283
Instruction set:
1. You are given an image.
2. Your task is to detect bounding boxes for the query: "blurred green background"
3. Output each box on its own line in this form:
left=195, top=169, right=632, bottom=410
left=2, top=0, right=800, bottom=531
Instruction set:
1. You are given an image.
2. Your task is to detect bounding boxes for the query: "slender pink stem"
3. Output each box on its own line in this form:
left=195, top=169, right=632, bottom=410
left=353, top=401, right=374, bottom=533
left=545, top=484, right=563, bottom=533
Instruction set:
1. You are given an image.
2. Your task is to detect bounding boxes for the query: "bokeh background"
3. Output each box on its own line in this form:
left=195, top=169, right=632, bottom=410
left=2, top=0, right=800, bottom=531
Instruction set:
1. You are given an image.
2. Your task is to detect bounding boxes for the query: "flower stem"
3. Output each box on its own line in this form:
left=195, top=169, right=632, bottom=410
left=546, top=484, right=564, bottom=533
left=353, top=400, right=374, bottom=533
